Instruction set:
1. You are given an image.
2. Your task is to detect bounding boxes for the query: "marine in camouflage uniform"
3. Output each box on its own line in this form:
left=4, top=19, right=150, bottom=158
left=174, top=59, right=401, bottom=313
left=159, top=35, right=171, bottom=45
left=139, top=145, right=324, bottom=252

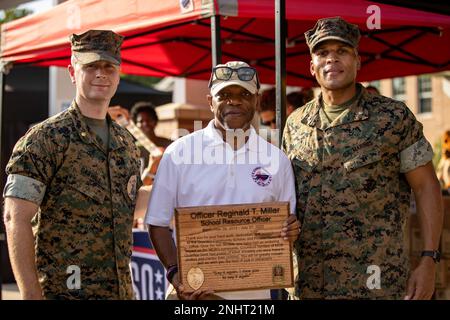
left=282, top=17, right=443, bottom=299
left=3, top=30, right=142, bottom=299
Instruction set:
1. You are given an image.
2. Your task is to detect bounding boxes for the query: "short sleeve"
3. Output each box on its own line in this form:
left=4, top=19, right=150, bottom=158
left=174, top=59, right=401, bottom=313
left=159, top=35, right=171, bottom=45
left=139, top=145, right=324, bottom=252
left=395, top=104, right=433, bottom=172
left=6, top=127, right=59, bottom=192
left=400, top=137, right=433, bottom=173
left=3, top=174, right=47, bottom=205
left=397, top=105, right=425, bottom=153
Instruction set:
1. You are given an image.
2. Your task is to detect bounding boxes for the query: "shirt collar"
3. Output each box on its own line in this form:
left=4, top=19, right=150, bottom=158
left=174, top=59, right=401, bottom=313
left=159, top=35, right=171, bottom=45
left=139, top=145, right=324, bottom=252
left=68, top=100, right=96, bottom=145
left=300, top=83, right=369, bottom=128
left=68, top=100, right=127, bottom=152
left=203, top=120, right=261, bottom=153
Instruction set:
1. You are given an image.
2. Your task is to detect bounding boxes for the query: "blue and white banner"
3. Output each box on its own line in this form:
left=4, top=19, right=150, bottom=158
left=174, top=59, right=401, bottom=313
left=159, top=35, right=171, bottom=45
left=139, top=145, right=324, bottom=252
left=131, top=230, right=168, bottom=300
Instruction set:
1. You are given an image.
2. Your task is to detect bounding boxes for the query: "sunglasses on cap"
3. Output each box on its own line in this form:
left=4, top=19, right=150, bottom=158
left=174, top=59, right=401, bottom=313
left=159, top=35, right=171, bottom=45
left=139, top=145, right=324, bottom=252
left=208, top=66, right=261, bottom=89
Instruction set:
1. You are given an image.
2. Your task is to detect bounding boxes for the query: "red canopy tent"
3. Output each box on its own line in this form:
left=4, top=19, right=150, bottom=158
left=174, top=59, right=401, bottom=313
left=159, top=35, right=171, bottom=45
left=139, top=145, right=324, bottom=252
left=1, top=0, right=449, bottom=86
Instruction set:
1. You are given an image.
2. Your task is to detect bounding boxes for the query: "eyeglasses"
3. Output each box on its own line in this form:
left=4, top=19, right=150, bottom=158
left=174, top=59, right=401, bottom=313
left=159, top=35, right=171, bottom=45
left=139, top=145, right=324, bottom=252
left=260, top=118, right=276, bottom=127
left=209, top=66, right=260, bottom=89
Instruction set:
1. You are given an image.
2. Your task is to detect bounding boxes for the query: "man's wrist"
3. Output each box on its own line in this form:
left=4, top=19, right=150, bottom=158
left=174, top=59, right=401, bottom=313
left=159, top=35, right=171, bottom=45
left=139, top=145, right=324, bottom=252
left=166, top=264, right=178, bottom=284
left=421, top=250, right=441, bottom=263
left=22, top=289, right=44, bottom=300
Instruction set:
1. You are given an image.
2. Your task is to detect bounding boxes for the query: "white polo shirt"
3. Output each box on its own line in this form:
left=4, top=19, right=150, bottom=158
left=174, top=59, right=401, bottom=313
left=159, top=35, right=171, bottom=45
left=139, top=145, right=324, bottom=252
left=145, top=120, right=296, bottom=299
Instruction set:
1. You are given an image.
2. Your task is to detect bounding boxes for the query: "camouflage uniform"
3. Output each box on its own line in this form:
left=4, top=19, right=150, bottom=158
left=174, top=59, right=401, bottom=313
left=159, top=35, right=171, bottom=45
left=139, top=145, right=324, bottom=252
left=3, top=30, right=142, bottom=299
left=282, top=85, right=433, bottom=299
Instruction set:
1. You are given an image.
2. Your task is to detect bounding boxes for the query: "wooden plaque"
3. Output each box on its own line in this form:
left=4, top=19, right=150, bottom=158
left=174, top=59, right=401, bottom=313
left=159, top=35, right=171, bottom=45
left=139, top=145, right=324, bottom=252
left=174, top=202, right=293, bottom=292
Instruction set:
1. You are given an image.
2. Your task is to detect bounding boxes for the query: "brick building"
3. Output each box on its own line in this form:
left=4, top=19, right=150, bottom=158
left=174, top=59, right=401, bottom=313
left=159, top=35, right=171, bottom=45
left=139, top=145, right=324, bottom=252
left=367, top=72, right=450, bottom=149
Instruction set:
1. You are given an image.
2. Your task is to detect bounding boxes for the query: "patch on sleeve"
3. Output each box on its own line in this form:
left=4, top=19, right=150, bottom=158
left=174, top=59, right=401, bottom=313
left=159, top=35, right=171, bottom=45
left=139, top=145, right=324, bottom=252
left=127, top=175, right=138, bottom=201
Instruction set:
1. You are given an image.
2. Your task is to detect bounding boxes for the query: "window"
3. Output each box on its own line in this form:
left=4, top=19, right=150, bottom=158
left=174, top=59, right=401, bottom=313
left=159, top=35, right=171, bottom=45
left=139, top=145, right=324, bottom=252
left=418, top=76, right=432, bottom=114
left=392, top=77, right=405, bottom=103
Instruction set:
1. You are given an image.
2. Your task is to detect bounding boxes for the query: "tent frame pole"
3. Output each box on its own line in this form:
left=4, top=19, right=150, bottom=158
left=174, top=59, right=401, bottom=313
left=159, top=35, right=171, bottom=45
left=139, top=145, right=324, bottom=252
left=211, top=15, right=222, bottom=67
left=274, top=0, right=287, bottom=300
left=275, top=0, right=287, bottom=147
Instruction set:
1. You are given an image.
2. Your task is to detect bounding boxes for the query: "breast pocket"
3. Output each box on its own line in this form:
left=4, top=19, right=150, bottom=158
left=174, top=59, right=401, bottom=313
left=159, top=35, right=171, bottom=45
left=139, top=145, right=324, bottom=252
left=61, top=174, right=109, bottom=217
left=344, top=148, right=385, bottom=206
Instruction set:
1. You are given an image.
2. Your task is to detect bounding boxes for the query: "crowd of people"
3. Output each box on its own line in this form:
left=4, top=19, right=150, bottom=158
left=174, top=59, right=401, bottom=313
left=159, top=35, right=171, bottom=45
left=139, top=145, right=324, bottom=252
left=2, top=16, right=446, bottom=300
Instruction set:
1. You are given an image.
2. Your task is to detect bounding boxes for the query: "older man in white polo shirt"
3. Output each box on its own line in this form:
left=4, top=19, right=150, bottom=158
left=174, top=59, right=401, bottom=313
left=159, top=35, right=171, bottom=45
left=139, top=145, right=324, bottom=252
left=145, top=61, right=299, bottom=300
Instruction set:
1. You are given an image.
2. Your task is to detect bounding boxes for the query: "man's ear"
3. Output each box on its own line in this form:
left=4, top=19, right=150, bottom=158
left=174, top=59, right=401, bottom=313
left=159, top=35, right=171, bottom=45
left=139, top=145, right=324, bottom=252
left=255, top=93, right=261, bottom=112
left=310, top=60, right=315, bottom=76
left=68, top=64, right=76, bottom=84
left=355, top=50, right=361, bottom=70
left=207, top=95, right=214, bottom=112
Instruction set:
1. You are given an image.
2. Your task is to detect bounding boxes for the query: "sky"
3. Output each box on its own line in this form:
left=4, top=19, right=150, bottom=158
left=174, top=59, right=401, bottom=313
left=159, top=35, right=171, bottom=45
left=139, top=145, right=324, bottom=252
left=18, top=0, right=54, bottom=13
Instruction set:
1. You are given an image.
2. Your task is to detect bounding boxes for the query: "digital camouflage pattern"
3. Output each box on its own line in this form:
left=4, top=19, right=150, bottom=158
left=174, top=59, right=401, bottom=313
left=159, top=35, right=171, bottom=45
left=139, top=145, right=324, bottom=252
left=4, top=174, right=47, bottom=205
left=70, top=30, right=123, bottom=65
left=282, top=84, right=433, bottom=299
left=304, top=16, right=360, bottom=52
left=5, top=101, right=142, bottom=299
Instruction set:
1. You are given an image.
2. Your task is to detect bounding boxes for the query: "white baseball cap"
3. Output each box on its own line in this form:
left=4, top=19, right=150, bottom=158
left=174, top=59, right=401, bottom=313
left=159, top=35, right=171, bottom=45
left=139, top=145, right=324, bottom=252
left=209, top=61, right=260, bottom=96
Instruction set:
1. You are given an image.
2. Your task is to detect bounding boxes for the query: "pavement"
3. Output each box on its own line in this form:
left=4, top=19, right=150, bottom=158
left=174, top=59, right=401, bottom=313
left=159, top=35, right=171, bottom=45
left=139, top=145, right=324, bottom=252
left=1, top=283, right=21, bottom=300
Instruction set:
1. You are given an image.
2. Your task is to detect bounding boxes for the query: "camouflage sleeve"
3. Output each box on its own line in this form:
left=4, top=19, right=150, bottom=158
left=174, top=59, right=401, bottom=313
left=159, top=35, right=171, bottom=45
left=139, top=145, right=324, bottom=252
left=3, top=174, right=46, bottom=205
left=6, top=127, right=59, bottom=189
left=399, top=137, right=434, bottom=173
left=397, top=104, right=425, bottom=153
left=395, top=103, right=433, bottom=172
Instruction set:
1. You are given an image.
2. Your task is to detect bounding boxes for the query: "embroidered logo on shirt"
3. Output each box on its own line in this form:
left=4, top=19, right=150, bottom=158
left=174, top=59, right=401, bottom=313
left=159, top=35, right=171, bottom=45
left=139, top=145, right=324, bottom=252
left=251, top=167, right=272, bottom=187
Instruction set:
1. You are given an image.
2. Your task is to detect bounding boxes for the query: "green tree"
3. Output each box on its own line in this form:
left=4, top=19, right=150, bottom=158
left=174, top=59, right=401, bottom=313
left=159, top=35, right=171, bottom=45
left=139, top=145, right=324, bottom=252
left=0, top=7, right=32, bottom=25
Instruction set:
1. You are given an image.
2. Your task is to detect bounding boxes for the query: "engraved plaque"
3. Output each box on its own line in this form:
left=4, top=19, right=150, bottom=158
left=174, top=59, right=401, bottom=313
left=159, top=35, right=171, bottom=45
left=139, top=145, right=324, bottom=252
left=175, top=202, right=294, bottom=292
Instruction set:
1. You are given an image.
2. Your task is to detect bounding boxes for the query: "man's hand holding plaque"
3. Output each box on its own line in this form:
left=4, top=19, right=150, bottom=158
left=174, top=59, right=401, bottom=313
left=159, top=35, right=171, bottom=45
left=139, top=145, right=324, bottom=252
left=281, top=214, right=302, bottom=242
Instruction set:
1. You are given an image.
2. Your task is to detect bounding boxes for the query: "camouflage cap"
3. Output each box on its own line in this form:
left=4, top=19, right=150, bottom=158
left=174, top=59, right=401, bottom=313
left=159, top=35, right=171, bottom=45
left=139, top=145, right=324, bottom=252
left=305, top=17, right=360, bottom=52
left=70, top=30, right=124, bottom=65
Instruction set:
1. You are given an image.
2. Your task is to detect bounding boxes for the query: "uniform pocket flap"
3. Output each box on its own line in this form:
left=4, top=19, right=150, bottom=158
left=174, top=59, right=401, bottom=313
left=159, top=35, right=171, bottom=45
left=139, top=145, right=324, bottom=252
left=67, top=175, right=108, bottom=204
left=344, top=150, right=381, bottom=172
